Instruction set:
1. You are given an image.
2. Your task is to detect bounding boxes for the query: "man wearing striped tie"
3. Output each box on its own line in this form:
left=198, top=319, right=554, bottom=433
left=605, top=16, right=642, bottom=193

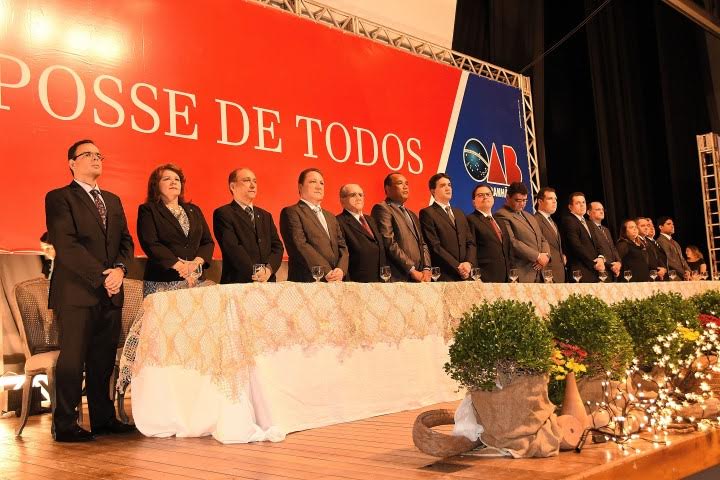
left=45, top=139, right=135, bottom=442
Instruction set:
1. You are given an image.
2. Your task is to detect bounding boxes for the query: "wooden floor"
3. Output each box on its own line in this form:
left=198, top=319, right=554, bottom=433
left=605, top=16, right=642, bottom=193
left=1, top=399, right=719, bottom=480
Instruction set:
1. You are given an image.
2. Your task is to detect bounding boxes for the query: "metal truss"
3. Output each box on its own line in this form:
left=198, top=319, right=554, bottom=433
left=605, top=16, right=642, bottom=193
left=251, top=0, right=541, bottom=198
left=697, top=133, right=720, bottom=278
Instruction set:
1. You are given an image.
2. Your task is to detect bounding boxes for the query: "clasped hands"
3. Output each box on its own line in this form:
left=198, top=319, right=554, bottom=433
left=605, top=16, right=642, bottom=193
left=325, top=267, right=344, bottom=282
left=102, top=267, right=124, bottom=297
left=533, top=252, right=550, bottom=271
left=172, top=257, right=204, bottom=286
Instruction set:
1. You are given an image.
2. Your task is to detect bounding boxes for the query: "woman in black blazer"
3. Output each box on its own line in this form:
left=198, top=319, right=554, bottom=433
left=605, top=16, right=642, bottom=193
left=616, top=219, right=651, bottom=282
left=137, top=163, right=214, bottom=295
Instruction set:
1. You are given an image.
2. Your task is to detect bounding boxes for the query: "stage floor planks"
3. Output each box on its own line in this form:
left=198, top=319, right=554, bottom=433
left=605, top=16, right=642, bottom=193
left=1, top=400, right=718, bottom=480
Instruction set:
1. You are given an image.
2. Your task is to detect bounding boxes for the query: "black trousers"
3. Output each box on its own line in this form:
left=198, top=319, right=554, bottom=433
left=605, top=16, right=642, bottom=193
left=53, top=302, right=121, bottom=432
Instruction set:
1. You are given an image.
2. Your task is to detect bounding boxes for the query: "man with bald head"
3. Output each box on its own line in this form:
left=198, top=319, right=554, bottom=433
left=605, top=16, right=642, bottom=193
left=213, top=168, right=284, bottom=283
left=371, top=173, right=431, bottom=282
left=336, top=184, right=385, bottom=282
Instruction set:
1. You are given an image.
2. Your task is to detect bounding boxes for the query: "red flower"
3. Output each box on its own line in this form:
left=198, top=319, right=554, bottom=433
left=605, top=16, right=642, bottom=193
left=699, top=313, right=720, bottom=329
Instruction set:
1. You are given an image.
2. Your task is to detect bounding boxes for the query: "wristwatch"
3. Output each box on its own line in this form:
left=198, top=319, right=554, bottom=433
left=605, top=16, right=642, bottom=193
left=113, top=263, right=128, bottom=275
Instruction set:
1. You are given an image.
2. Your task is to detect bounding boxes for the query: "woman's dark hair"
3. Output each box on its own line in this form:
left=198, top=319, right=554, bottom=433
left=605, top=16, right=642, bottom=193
left=618, top=219, right=637, bottom=242
left=146, top=164, right=186, bottom=203
left=686, top=245, right=704, bottom=260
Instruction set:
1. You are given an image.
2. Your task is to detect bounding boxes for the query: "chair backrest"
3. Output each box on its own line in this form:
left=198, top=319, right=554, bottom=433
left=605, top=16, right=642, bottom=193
left=119, top=278, right=144, bottom=346
left=12, top=277, right=58, bottom=358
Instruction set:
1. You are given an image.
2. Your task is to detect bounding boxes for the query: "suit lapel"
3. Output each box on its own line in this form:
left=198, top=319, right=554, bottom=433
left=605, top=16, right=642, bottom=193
left=157, top=201, right=187, bottom=238
left=70, top=182, right=106, bottom=234
left=230, top=201, right=255, bottom=231
left=344, top=211, right=373, bottom=240
left=389, top=201, right=419, bottom=240
left=475, top=212, right=502, bottom=245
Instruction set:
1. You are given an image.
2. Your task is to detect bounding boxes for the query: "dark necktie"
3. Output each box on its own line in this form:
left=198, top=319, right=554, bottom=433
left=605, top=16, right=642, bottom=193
left=445, top=206, right=456, bottom=226
left=598, top=224, right=611, bottom=245
left=244, top=206, right=255, bottom=229
left=358, top=215, right=374, bottom=239
left=580, top=217, right=591, bottom=237
left=90, top=190, right=106, bottom=227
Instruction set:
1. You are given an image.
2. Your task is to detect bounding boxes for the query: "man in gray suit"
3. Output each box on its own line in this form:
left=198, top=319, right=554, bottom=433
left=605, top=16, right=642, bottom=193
left=371, top=173, right=431, bottom=282
left=534, top=187, right=565, bottom=283
left=656, top=216, right=691, bottom=280
left=495, top=182, right=550, bottom=283
left=280, top=168, right=349, bottom=282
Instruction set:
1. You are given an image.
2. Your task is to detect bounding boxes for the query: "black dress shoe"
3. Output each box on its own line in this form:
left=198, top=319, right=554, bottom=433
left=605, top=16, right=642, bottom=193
left=53, top=426, right=95, bottom=443
left=91, top=418, right=138, bottom=435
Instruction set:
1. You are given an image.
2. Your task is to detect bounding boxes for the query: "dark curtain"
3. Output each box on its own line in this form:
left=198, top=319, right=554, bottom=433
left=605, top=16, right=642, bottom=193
left=453, top=0, right=716, bottom=253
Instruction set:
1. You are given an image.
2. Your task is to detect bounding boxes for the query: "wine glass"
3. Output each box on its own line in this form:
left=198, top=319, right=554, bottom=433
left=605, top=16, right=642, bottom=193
left=713, top=271, right=720, bottom=281
left=379, top=266, right=391, bottom=282
left=252, top=264, right=266, bottom=282
left=623, top=269, right=633, bottom=282
left=542, top=269, right=553, bottom=283
left=572, top=269, right=582, bottom=283
left=471, top=267, right=482, bottom=281
left=649, top=269, right=658, bottom=281
left=509, top=268, right=519, bottom=283
left=598, top=270, right=608, bottom=283
left=701, top=270, right=708, bottom=281
left=431, top=267, right=441, bottom=282
left=311, top=265, right=324, bottom=282
left=669, top=269, right=678, bottom=281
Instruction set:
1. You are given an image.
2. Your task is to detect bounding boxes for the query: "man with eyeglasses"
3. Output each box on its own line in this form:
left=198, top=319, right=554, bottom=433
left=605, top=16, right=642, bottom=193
left=560, top=192, right=606, bottom=282
left=636, top=217, right=667, bottom=280
left=466, top=184, right=510, bottom=282
left=213, top=168, right=284, bottom=283
left=336, top=184, right=385, bottom=282
left=534, top=187, right=566, bottom=283
left=419, top=173, right=476, bottom=281
left=45, top=139, right=135, bottom=442
left=494, top=181, right=550, bottom=283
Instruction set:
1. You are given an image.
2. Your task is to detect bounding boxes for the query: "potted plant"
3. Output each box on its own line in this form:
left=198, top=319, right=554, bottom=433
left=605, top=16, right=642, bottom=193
left=444, top=300, right=560, bottom=458
left=690, top=289, right=720, bottom=316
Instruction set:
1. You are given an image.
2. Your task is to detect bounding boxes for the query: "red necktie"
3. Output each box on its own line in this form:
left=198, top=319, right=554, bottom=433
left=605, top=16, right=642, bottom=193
left=489, top=216, right=502, bottom=241
left=359, top=215, right=374, bottom=239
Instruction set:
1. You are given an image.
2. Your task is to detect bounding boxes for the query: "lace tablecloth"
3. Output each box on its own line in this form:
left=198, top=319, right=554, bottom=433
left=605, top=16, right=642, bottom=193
left=130, top=280, right=719, bottom=443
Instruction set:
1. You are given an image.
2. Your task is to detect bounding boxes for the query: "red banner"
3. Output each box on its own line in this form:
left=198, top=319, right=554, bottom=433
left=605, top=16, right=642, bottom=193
left=0, top=0, right=461, bottom=253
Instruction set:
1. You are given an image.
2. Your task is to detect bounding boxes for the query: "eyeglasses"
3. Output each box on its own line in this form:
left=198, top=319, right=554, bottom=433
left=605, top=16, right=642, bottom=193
left=72, top=151, right=105, bottom=162
left=345, top=192, right=364, bottom=198
left=474, top=192, right=493, bottom=198
left=511, top=197, right=528, bottom=203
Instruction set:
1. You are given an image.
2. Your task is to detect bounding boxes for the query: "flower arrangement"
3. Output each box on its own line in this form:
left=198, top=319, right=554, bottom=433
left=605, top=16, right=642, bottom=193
left=550, top=341, right=588, bottom=381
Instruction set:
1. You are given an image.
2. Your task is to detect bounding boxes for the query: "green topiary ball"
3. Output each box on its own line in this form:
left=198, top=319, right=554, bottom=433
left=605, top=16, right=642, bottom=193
left=614, top=291, right=699, bottom=364
left=444, top=299, right=554, bottom=392
left=548, top=294, right=633, bottom=378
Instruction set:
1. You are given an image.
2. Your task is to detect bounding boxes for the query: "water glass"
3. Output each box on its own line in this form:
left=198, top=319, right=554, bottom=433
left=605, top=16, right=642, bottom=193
left=623, top=269, right=633, bottom=282
left=572, top=269, right=582, bottom=283
left=431, top=267, right=441, bottom=282
left=649, top=269, right=657, bottom=281
left=509, top=268, right=519, bottom=283
left=311, top=265, right=324, bottom=282
left=542, top=269, right=553, bottom=283
left=598, top=270, right=608, bottom=283
left=380, top=266, right=391, bottom=282
left=471, top=267, right=482, bottom=281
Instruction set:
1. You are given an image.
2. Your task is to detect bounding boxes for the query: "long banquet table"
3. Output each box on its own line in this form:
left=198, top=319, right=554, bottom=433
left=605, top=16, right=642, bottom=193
left=129, top=280, right=720, bottom=444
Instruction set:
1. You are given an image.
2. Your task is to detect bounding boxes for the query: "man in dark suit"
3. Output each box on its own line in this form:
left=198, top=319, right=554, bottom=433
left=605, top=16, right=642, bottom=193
left=636, top=217, right=667, bottom=279
left=213, top=168, right=284, bottom=283
left=494, top=182, right=550, bottom=283
left=336, top=183, right=385, bottom=282
left=280, top=168, right=348, bottom=282
left=656, top=216, right=691, bottom=280
left=588, top=201, right=622, bottom=280
left=419, top=173, right=476, bottom=281
left=534, top=187, right=566, bottom=283
left=560, top=192, right=606, bottom=283
left=45, top=139, right=135, bottom=442
left=466, top=184, right=510, bottom=282
left=371, top=173, right=431, bottom=282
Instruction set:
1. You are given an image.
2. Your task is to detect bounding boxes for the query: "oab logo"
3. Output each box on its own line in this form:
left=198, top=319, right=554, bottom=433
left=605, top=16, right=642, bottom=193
left=463, top=138, right=522, bottom=185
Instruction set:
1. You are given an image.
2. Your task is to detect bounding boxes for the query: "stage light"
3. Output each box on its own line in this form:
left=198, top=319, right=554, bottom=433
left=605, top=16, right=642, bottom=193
left=29, top=10, right=53, bottom=43
left=66, top=26, right=92, bottom=53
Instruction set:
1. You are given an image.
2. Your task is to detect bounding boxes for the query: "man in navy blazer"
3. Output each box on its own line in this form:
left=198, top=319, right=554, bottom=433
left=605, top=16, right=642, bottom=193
left=419, top=173, right=476, bottom=281
left=336, top=183, right=385, bottom=282
left=280, top=168, right=349, bottom=282
left=213, top=168, right=284, bottom=283
left=45, top=139, right=134, bottom=442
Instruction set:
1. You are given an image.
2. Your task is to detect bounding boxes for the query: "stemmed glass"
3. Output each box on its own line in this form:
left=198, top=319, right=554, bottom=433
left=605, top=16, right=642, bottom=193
left=380, top=266, right=391, bottom=282
left=649, top=269, right=658, bottom=281
left=598, top=271, right=608, bottom=283
left=471, top=267, right=482, bottom=281
left=311, top=265, right=324, bottom=282
left=572, top=270, right=582, bottom=283
left=542, top=269, right=553, bottom=283
left=508, top=268, right=519, bottom=283
left=623, top=269, right=633, bottom=282
left=430, top=267, right=441, bottom=282
left=701, top=270, right=708, bottom=281
left=669, top=270, right=678, bottom=281
left=252, top=264, right=266, bottom=282
left=713, top=271, right=720, bottom=281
